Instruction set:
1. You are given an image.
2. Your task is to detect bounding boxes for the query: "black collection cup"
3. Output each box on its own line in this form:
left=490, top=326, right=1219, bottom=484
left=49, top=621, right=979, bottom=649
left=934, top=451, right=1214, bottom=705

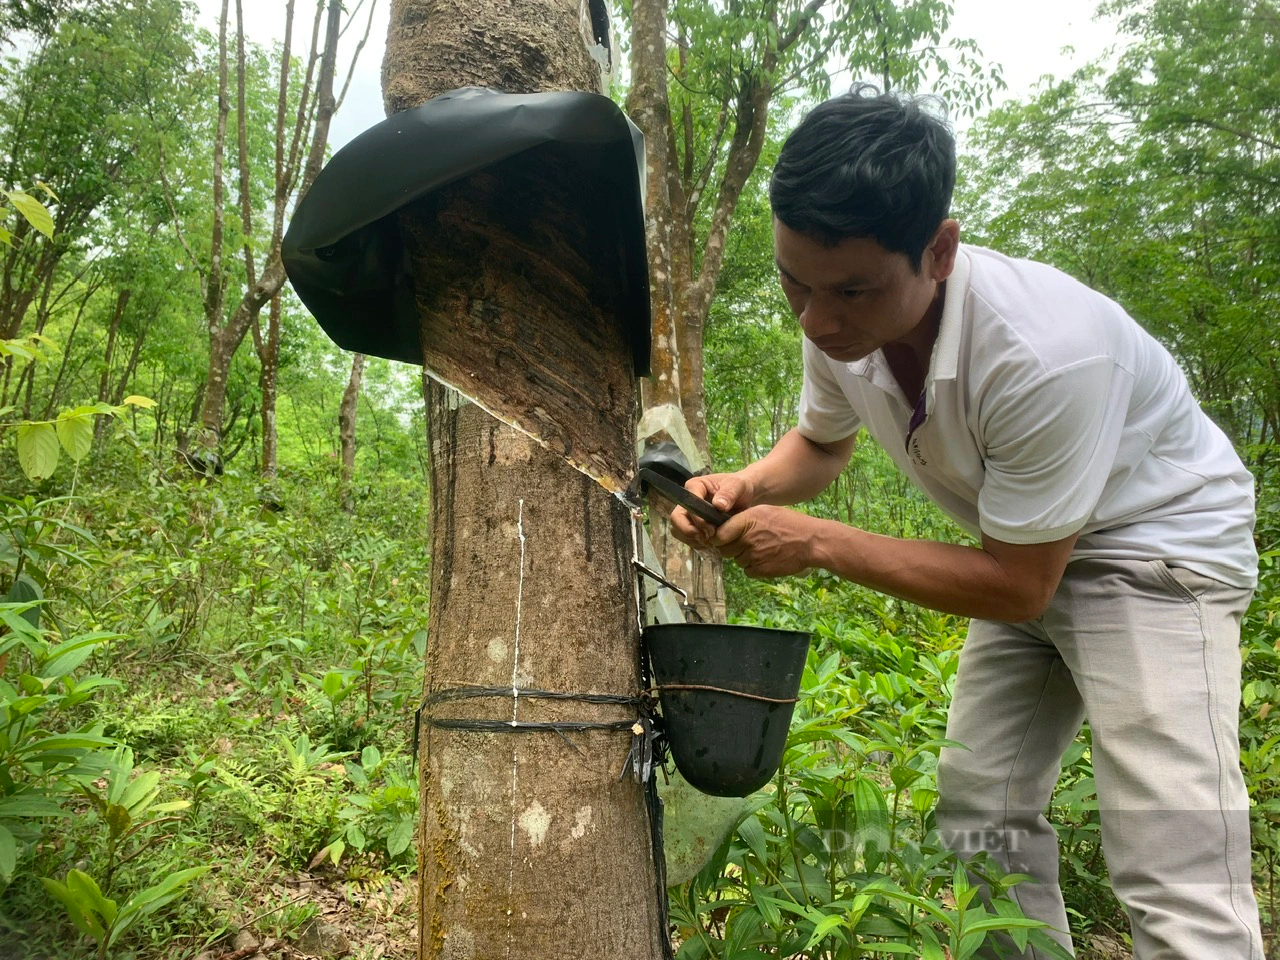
left=645, top=622, right=811, bottom=797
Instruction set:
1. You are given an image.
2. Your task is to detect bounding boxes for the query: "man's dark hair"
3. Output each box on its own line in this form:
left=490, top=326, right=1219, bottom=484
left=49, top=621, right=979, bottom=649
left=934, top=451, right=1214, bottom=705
left=770, top=85, right=955, bottom=270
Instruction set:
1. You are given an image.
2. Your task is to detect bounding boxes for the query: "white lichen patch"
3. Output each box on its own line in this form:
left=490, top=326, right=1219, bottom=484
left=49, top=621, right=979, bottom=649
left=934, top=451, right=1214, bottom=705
left=518, top=801, right=551, bottom=848
left=570, top=805, right=593, bottom=839
left=487, top=636, right=508, bottom=662
left=441, top=926, right=475, bottom=960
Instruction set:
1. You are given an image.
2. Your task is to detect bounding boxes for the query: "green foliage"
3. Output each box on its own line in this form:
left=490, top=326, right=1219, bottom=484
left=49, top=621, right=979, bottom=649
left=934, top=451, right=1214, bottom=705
left=956, top=0, right=1280, bottom=497
left=0, top=603, right=119, bottom=886
left=0, top=463, right=428, bottom=955
left=320, top=746, right=418, bottom=870
left=0, top=182, right=57, bottom=244
left=41, top=865, right=209, bottom=959
left=6, top=388, right=157, bottom=482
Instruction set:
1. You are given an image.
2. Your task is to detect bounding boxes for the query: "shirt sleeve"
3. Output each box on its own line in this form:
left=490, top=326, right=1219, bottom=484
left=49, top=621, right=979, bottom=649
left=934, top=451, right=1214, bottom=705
left=978, top=357, right=1135, bottom=544
left=796, top=338, right=861, bottom=443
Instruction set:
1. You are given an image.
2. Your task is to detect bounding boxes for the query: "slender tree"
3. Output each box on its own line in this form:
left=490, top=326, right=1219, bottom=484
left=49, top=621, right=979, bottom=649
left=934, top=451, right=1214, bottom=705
left=338, top=352, right=365, bottom=512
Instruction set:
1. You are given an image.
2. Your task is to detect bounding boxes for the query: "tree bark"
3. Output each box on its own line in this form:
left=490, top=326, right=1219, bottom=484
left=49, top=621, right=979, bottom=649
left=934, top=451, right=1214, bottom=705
left=259, top=292, right=282, bottom=478
left=338, top=352, right=365, bottom=512
left=93, top=288, right=132, bottom=446
left=384, top=1, right=666, bottom=957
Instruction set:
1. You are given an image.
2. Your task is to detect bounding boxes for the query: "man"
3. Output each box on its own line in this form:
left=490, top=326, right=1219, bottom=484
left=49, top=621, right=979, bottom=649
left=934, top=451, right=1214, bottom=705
left=670, top=87, right=1264, bottom=960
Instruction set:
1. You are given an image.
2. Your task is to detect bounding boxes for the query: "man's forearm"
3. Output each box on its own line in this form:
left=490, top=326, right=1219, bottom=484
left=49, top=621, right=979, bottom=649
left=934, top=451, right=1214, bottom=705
left=809, top=520, right=1052, bottom=622
left=741, top=428, right=853, bottom=506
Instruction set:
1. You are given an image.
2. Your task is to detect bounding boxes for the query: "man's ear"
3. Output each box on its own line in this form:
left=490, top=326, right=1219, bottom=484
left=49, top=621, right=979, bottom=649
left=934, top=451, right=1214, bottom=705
left=926, top=219, right=961, bottom=282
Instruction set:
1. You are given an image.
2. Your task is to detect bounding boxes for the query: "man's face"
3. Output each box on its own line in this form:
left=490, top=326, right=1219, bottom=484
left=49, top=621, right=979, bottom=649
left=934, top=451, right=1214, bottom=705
left=773, top=218, right=955, bottom=362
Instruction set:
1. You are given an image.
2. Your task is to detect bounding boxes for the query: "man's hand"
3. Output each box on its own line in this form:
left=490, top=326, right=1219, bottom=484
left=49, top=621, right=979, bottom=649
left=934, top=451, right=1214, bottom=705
left=710, top=505, right=823, bottom=579
left=669, top=472, right=756, bottom=548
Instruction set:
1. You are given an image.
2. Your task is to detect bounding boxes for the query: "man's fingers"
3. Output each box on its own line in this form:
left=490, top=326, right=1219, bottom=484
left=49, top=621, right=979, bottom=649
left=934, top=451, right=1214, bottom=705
left=685, top=476, right=713, bottom=500
left=685, top=473, right=746, bottom=513
left=669, top=506, right=704, bottom=543
left=711, top=512, right=749, bottom=548
left=670, top=505, right=720, bottom=549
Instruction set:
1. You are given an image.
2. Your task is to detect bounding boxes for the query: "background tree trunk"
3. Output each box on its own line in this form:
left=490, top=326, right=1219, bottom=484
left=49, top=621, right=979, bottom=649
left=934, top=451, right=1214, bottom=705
left=93, top=289, right=132, bottom=447
left=338, top=352, right=365, bottom=513
left=258, top=292, right=282, bottom=479
left=384, top=1, right=667, bottom=957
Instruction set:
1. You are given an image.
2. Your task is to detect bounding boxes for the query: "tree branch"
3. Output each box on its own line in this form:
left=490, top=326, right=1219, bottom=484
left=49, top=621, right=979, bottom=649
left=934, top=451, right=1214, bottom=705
left=270, top=0, right=295, bottom=262
left=204, top=0, right=230, bottom=339
left=690, top=74, right=772, bottom=325
left=687, top=94, right=731, bottom=219
left=234, top=0, right=256, bottom=291
left=336, top=0, right=379, bottom=114
left=281, top=0, right=326, bottom=206
left=777, top=0, right=827, bottom=53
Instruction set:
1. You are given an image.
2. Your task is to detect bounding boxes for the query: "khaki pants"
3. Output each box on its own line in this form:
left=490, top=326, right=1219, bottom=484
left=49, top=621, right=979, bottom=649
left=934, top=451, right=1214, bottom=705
left=936, top=559, right=1264, bottom=960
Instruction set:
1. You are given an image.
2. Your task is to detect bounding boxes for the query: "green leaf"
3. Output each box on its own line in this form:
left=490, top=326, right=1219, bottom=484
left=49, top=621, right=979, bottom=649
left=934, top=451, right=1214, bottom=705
left=327, top=839, right=346, bottom=868
left=5, top=191, right=54, bottom=239
left=67, top=869, right=118, bottom=925
left=39, top=632, right=115, bottom=679
left=109, top=866, right=209, bottom=946
left=104, top=804, right=131, bottom=840
left=55, top=412, right=93, bottom=462
left=122, top=394, right=156, bottom=409
left=736, top=814, right=768, bottom=864
left=118, top=770, right=161, bottom=812
left=750, top=887, right=781, bottom=927
left=0, top=795, right=69, bottom=817
left=149, top=800, right=190, bottom=813
left=16, top=422, right=59, bottom=481
left=918, top=929, right=947, bottom=960
left=361, top=745, right=381, bottom=771
left=322, top=670, right=345, bottom=700
left=958, top=917, right=1046, bottom=935
left=387, top=816, right=413, bottom=857
left=0, top=824, right=16, bottom=882
left=16, top=732, right=116, bottom=757
left=802, top=912, right=844, bottom=950
left=41, top=876, right=105, bottom=940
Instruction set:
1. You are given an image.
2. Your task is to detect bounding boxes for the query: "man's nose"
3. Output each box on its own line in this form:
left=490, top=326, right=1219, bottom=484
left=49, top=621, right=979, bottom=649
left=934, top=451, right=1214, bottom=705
left=799, top=296, right=842, bottom=339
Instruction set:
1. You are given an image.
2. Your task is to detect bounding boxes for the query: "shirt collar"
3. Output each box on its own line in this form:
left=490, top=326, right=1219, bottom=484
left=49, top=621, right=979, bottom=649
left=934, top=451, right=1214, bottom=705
left=922, top=245, right=970, bottom=413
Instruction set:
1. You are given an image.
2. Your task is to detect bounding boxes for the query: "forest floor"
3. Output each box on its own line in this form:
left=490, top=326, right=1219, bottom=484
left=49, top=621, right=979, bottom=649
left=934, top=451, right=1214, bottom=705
left=182, top=869, right=1135, bottom=960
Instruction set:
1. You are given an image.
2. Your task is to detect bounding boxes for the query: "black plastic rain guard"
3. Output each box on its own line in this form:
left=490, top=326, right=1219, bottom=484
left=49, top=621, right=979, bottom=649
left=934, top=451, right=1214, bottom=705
left=645, top=623, right=811, bottom=797
left=281, top=86, right=651, bottom=375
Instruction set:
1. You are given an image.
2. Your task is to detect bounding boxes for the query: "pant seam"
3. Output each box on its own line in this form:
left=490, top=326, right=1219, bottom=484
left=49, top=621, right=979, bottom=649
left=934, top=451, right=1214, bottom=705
left=1190, top=590, right=1260, bottom=959
left=1002, top=656, right=1064, bottom=960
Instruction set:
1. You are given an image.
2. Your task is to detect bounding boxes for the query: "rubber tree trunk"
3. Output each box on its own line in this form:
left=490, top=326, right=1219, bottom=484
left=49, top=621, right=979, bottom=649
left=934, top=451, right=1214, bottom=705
left=383, top=2, right=667, bottom=958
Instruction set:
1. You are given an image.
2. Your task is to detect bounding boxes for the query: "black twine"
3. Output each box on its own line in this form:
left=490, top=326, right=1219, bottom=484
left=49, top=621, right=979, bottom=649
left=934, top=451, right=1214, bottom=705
left=413, top=684, right=648, bottom=761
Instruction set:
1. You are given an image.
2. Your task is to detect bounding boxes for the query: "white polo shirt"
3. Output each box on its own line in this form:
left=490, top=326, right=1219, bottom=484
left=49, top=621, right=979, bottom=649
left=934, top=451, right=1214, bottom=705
left=797, top=244, right=1258, bottom=589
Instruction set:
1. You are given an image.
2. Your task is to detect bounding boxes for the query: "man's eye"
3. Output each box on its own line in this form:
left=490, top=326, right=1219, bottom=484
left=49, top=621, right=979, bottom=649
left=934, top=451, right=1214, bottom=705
left=841, top=288, right=864, bottom=298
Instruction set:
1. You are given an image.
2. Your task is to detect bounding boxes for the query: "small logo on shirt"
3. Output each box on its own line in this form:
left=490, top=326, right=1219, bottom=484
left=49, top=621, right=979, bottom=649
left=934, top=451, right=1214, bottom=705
left=910, top=437, right=928, bottom=466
